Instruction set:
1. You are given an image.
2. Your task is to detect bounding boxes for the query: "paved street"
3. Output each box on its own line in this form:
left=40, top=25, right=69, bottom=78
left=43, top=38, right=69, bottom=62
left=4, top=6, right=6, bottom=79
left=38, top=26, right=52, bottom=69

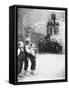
left=18, top=54, right=65, bottom=82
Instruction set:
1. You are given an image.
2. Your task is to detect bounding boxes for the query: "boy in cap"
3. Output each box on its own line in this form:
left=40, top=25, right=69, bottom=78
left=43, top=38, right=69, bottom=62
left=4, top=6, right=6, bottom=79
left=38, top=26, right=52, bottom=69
left=24, top=38, right=36, bottom=75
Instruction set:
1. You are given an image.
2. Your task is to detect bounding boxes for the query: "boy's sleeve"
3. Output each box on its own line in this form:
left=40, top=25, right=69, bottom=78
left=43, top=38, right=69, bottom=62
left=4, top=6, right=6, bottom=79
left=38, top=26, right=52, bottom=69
left=26, top=46, right=31, bottom=53
left=18, top=48, right=20, bottom=56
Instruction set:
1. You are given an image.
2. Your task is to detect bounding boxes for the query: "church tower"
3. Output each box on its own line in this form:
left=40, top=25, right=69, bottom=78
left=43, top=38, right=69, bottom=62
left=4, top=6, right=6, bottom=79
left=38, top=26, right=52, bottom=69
left=47, top=13, right=59, bottom=36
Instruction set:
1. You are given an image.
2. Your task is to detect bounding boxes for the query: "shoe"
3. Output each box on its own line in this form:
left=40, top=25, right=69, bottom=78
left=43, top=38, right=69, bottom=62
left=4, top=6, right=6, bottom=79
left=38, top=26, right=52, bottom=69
left=18, top=73, right=25, bottom=78
left=30, top=70, right=35, bottom=75
left=24, top=71, right=30, bottom=76
left=18, top=73, right=22, bottom=77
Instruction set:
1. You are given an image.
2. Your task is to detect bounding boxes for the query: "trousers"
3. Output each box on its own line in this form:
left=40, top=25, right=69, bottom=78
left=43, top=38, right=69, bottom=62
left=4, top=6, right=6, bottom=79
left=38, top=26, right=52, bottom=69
left=24, top=53, right=36, bottom=71
left=17, top=51, right=25, bottom=75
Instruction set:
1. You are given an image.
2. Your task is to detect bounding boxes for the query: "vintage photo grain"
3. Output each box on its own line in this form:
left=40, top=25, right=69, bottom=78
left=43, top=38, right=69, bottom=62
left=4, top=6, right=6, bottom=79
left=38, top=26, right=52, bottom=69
left=17, top=7, right=66, bottom=82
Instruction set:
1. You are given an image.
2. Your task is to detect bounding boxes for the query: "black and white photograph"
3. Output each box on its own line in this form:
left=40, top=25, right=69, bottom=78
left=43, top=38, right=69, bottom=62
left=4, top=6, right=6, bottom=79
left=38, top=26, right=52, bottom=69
left=16, top=6, right=67, bottom=83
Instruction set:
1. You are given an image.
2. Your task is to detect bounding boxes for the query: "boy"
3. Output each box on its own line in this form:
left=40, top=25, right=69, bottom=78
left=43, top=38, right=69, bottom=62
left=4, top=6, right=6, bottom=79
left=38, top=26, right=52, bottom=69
left=17, top=41, right=25, bottom=77
left=24, top=38, right=36, bottom=75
